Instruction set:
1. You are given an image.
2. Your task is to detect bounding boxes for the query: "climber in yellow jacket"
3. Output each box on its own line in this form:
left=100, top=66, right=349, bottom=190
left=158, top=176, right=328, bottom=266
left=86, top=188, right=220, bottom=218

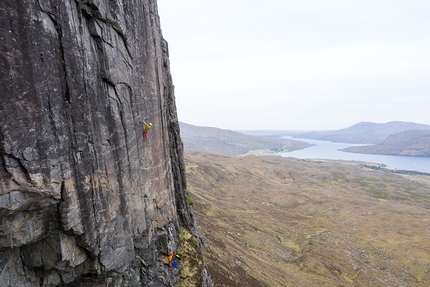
left=143, top=121, right=152, bottom=140
left=162, top=252, right=174, bottom=267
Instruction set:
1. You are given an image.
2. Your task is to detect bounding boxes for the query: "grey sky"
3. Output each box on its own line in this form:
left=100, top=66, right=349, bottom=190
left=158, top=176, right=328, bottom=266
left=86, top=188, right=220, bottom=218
left=157, top=0, right=430, bottom=130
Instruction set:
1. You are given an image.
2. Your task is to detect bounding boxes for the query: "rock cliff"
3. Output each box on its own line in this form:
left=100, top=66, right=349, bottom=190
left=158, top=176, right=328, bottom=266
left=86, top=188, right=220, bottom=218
left=0, top=0, right=209, bottom=286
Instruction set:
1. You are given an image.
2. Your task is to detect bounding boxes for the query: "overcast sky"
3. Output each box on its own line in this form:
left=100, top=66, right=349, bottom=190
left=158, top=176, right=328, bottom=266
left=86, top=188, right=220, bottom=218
left=157, top=0, right=430, bottom=130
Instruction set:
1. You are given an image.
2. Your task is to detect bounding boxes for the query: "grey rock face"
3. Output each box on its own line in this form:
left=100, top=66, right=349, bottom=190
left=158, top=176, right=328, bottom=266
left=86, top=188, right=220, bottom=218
left=0, top=0, right=197, bottom=285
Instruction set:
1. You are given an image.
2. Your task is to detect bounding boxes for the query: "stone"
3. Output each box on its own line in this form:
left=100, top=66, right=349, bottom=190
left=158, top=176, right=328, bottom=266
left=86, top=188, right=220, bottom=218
left=0, top=0, right=208, bottom=285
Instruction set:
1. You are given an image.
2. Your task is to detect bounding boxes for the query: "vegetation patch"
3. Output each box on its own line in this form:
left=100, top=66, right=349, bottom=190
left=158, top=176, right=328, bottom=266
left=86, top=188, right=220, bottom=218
left=187, top=196, right=193, bottom=205
left=279, top=238, right=301, bottom=253
left=409, top=193, right=430, bottom=200
left=175, top=227, right=205, bottom=287
left=368, top=187, right=389, bottom=199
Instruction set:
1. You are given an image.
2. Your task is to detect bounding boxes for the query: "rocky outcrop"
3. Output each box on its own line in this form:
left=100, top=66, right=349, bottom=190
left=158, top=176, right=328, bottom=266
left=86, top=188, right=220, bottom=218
left=0, top=0, right=209, bottom=286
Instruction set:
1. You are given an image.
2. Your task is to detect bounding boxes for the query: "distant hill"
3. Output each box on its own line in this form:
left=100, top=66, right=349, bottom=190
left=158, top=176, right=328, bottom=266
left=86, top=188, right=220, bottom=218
left=342, top=129, right=430, bottom=157
left=295, top=121, right=430, bottom=144
left=237, top=130, right=310, bottom=137
left=179, top=122, right=312, bottom=156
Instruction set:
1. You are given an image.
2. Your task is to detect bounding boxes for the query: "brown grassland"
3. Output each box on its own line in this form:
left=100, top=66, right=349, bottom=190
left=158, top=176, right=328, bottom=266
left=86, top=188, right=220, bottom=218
left=184, top=150, right=430, bottom=287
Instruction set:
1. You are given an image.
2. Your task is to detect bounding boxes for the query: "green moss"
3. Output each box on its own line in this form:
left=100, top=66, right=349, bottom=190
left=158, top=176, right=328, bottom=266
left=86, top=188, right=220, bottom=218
left=187, top=196, right=193, bottom=205
left=179, top=227, right=192, bottom=240
left=176, top=227, right=205, bottom=287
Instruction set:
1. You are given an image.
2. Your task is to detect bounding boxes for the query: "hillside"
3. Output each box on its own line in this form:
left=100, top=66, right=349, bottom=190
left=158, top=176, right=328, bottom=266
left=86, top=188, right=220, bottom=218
left=180, top=122, right=312, bottom=156
left=185, top=150, right=430, bottom=286
left=237, top=130, right=309, bottom=137
left=296, top=121, right=430, bottom=144
left=342, top=130, right=430, bottom=157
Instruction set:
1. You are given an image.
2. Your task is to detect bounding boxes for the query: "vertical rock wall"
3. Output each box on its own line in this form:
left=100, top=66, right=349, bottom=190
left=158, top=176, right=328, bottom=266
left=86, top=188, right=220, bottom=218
left=0, top=0, right=197, bottom=285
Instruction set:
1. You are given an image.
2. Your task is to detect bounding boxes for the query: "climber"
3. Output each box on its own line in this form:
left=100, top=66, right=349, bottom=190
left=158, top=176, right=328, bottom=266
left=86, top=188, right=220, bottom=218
left=168, top=251, right=173, bottom=267
left=162, top=252, right=174, bottom=267
left=143, top=121, right=152, bottom=140
left=171, top=260, right=179, bottom=269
